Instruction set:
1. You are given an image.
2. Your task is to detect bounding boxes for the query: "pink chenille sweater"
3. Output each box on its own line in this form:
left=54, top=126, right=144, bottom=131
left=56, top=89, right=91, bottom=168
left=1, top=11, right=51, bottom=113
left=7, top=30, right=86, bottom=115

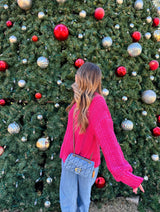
left=60, top=92, right=144, bottom=189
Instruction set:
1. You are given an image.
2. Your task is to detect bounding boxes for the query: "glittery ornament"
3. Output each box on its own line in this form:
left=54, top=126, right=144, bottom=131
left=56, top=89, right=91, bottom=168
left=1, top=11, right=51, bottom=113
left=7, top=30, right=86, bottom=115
left=8, top=122, right=20, bottom=134
left=146, top=16, right=152, bottom=23
left=46, top=177, right=53, bottom=184
left=153, top=30, right=160, bottom=41
left=38, top=12, right=45, bottom=19
left=36, top=137, right=50, bottom=151
left=102, top=37, right=112, bottom=48
left=54, top=24, right=69, bottom=41
left=132, top=71, right=137, bottom=76
left=9, top=35, right=17, bottom=43
left=127, top=43, right=142, bottom=57
left=116, top=0, right=123, bottom=4
left=115, top=24, right=120, bottom=29
left=102, top=88, right=109, bottom=96
left=142, top=111, right=147, bottom=116
left=145, top=32, right=151, bottom=39
left=75, top=59, right=85, bottom=68
left=37, top=115, right=43, bottom=120
left=18, top=80, right=26, bottom=88
left=44, top=200, right=51, bottom=208
left=121, top=120, right=133, bottom=131
left=122, top=96, right=128, bottom=101
left=94, top=8, right=105, bottom=20
left=17, top=0, right=32, bottom=10
left=151, top=154, right=159, bottom=161
left=21, top=136, right=27, bottom=142
left=141, top=90, right=156, bottom=104
left=134, top=0, right=143, bottom=10
left=21, top=25, right=27, bottom=31
left=79, top=10, right=86, bottom=18
left=37, top=56, right=49, bottom=68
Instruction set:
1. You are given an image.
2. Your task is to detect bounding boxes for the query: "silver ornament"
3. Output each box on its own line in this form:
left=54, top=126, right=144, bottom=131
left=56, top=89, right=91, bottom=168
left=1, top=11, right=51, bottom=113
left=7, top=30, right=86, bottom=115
left=142, top=111, right=147, bottom=116
left=151, top=154, right=159, bottom=161
left=150, top=76, right=154, bottom=81
left=22, top=59, right=27, bottom=64
left=57, top=80, right=62, bottom=85
left=147, top=8, right=150, bottom=12
left=55, top=103, right=60, bottom=108
left=78, top=34, right=83, bottom=39
left=56, top=0, right=67, bottom=3
left=146, top=16, right=152, bottom=23
left=153, top=30, right=160, bottom=42
left=121, top=120, right=134, bottom=131
left=130, top=23, right=134, bottom=28
left=79, top=10, right=86, bottom=18
left=21, top=136, right=27, bottom=142
left=17, top=0, right=32, bottom=10
left=18, top=80, right=26, bottom=88
left=157, top=7, right=160, bottom=16
left=8, top=122, right=20, bottom=134
left=134, top=0, right=143, bottom=10
left=38, top=12, right=45, bottom=19
left=37, top=115, right=43, bottom=120
left=122, top=96, right=128, bottom=101
left=9, top=35, right=17, bottom=43
left=102, top=88, right=109, bottom=96
left=4, top=4, right=9, bottom=9
left=46, top=177, right=53, bottom=184
left=155, top=54, right=159, bottom=59
left=116, top=0, right=123, bottom=4
left=132, top=71, right=137, bottom=76
left=36, top=137, right=50, bottom=151
left=144, top=176, right=148, bottom=181
left=102, top=37, right=112, bottom=48
left=145, top=32, right=151, bottom=39
left=21, top=25, right=27, bottom=31
left=44, top=200, right=51, bottom=208
left=127, top=43, right=142, bottom=57
left=142, top=90, right=156, bottom=104
left=115, top=24, right=120, bottom=29
left=37, top=56, right=49, bottom=69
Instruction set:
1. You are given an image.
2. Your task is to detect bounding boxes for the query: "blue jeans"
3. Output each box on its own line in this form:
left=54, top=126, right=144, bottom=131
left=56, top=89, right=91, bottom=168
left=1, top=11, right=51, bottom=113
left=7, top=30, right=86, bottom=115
left=59, top=160, right=99, bottom=212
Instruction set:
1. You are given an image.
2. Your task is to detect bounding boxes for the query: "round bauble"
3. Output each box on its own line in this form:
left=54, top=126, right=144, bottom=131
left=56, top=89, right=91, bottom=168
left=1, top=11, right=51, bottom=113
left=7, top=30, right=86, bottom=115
left=130, top=23, right=134, bottom=28
left=132, top=71, right=137, bottom=76
left=74, top=59, right=84, bottom=68
left=46, top=177, right=53, bottom=184
left=21, top=25, right=27, bottom=31
left=9, top=35, right=17, bottom=43
left=153, top=30, right=160, bottom=41
left=127, top=43, right=142, bottom=57
left=21, top=136, right=27, bottom=142
left=116, top=0, right=123, bottom=4
left=18, top=80, right=26, bottom=88
left=0, top=146, right=4, bottom=156
left=57, top=80, right=62, bottom=85
left=115, top=24, right=120, bottom=29
left=150, top=76, right=154, bottom=81
left=54, top=24, right=69, bottom=41
left=6, top=20, right=13, bottom=27
left=17, top=0, right=32, bottom=10
left=22, top=59, right=27, bottom=64
left=37, top=115, right=43, bottom=120
left=94, top=8, right=105, bottom=20
left=0, top=99, right=6, bottom=106
left=8, top=122, right=20, bottom=134
left=132, top=31, right=141, bottom=42
left=38, top=12, right=45, bottom=19
left=155, top=54, right=159, bottom=59
left=37, top=56, right=49, bottom=68
left=32, top=35, right=38, bottom=42
left=102, top=88, right=109, bottom=96
left=116, top=66, right=127, bottom=77
left=56, top=0, right=66, bottom=3
left=152, top=127, right=160, bottom=136
left=36, top=137, right=50, bottom=151
left=141, top=90, right=156, bottom=104
left=79, top=10, right=86, bottom=18
left=102, top=37, right=112, bottom=48
left=153, top=18, right=160, bottom=27
left=122, top=96, right=128, bottom=101
left=121, top=120, right=133, bottom=131
left=44, top=200, right=51, bottom=208
left=142, top=111, right=147, bottom=116
left=78, top=33, right=83, bottom=39
left=95, top=177, right=106, bottom=188
left=146, top=16, right=152, bottom=23
left=149, top=60, right=159, bottom=70
left=55, top=103, right=60, bottom=108
left=0, top=61, right=8, bottom=71
left=134, top=0, right=143, bottom=10
left=157, top=7, right=160, bottom=16
left=35, top=93, right=42, bottom=99
left=151, top=154, right=159, bottom=161
left=4, top=4, right=8, bottom=9
left=145, top=32, right=151, bottom=39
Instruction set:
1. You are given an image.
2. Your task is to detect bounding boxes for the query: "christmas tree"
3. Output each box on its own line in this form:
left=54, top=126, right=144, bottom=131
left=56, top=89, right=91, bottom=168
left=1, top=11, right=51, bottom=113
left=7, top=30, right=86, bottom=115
left=0, top=0, right=160, bottom=211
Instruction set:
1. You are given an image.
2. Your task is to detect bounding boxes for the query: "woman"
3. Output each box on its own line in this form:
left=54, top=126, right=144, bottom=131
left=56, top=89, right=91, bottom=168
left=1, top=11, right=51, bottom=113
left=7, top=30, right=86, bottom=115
left=59, top=62, right=144, bottom=212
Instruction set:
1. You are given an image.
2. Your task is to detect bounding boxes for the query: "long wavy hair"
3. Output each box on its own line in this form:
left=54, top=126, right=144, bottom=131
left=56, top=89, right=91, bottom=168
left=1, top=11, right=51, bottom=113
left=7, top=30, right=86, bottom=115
left=66, top=62, right=103, bottom=134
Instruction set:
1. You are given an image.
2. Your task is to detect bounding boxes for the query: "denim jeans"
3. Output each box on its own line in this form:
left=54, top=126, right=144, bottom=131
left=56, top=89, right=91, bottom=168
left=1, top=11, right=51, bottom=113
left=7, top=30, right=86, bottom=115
left=59, top=160, right=99, bottom=212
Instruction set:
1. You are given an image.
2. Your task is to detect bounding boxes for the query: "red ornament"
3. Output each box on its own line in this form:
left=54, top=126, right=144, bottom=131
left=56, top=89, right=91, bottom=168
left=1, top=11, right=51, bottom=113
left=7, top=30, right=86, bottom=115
left=152, top=127, right=160, bottom=136
left=32, top=35, right=38, bottom=42
left=35, top=93, right=42, bottom=99
left=116, top=66, right=127, bottom=77
left=75, top=59, right=85, bottom=68
left=6, top=20, right=13, bottom=27
left=149, top=60, right=159, bottom=70
left=0, top=61, right=8, bottom=71
left=54, top=24, right=69, bottom=41
left=94, top=8, right=105, bottom=20
left=153, top=18, right=160, bottom=27
left=132, top=31, right=141, bottom=42
left=157, top=115, right=160, bottom=124
left=0, top=146, right=4, bottom=156
left=95, top=177, right=106, bottom=188
left=0, top=99, right=6, bottom=106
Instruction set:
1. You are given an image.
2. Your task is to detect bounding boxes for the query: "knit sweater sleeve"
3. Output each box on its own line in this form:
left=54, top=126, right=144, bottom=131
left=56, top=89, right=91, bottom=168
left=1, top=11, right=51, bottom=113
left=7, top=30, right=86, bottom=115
left=90, top=96, right=144, bottom=189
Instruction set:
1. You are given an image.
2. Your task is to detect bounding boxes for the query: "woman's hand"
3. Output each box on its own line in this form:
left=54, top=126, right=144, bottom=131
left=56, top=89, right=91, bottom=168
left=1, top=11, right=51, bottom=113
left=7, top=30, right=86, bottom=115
left=133, top=184, right=145, bottom=194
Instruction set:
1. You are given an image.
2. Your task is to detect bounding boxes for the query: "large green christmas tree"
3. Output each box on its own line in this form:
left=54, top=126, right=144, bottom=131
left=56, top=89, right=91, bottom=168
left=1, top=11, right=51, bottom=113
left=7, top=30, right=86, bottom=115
left=0, top=0, right=160, bottom=211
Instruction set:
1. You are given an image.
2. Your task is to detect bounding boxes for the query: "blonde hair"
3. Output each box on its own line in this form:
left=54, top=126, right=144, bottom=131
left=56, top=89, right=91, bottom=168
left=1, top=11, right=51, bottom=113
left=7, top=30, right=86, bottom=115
left=66, top=62, right=103, bottom=134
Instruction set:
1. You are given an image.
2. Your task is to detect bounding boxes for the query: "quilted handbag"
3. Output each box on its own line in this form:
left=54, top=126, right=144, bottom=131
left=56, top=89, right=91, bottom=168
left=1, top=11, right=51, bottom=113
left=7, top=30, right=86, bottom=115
left=64, top=112, right=95, bottom=178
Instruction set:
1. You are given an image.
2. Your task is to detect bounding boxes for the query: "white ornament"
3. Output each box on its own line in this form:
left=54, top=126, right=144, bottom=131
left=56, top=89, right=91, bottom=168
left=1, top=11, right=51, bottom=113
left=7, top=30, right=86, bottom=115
left=102, top=88, right=109, bottom=96
left=17, top=0, right=32, bottom=10
left=46, top=177, right=53, bottom=184
left=134, top=0, right=143, bottom=10
left=142, top=111, right=147, bottom=116
left=127, top=43, right=142, bottom=57
left=21, top=136, right=27, bottom=142
left=146, top=16, right=152, bottom=23
left=144, top=176, right=148, bottom=181
left=21, top=25, right=27, bottom=31
left=121, top=120, right=134, bottom=131
left=44, top=200, right=51, bottom=208
left=37, top=115, right=43, bottom=120
left=57, top=80, right=62, bottom=85
left=8, top=122, right=20, bottom=134
left=130, top=23, right=134, bottom=28
left=102, top=37, right=112, bottom=48
left=132, top=71, right=137, bottom=76
left=9, top=35, right=17, bottom=43
left=150, top=76, right=154, bottom=81
left=22, top=59, right=27, bottom=64
left=38, top=12, right=45, bottom=19
left=4, top=4, right=9, bottom=9
left=145, top=32, right=151, bottom=39
left=116, top=0, right=123, bottom=4
left=151, top=154, right=159, bottom=161
left=79, top=10, right=86, bottom=18
left=142, top=90, right=156, bottom=104
left=122, top=96, right=128, bottom=101
left=115, top=24, right=120, bottom=29
left=37, top=56, right=49, bottom=68
left=18, top=80, right=26, bottom=88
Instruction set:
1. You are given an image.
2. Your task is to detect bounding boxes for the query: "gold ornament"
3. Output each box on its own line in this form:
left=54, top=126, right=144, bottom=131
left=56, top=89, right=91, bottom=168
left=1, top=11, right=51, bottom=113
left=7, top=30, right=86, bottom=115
left=153, top=30, right=160, bottom=41
left=36, top=137, right=50, bottom=151
left=17, top=0, right=32, bottom=10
